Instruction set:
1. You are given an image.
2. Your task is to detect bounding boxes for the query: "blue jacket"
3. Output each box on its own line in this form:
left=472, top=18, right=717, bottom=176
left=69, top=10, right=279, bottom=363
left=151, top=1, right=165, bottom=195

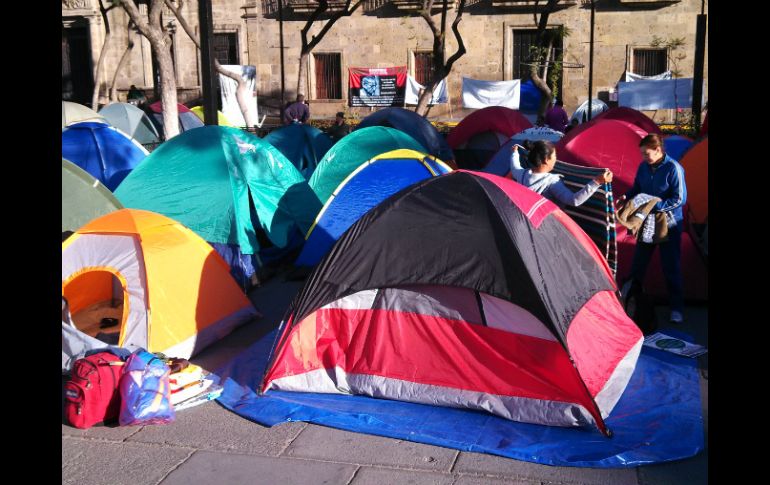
left=625, top=154, right=687, bottom=224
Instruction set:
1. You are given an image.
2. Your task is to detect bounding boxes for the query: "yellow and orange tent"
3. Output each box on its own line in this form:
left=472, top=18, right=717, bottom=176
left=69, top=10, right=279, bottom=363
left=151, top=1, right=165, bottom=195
left=190, top=106, right=234, bottom=127
left=62, top=209, right=259, bottom=359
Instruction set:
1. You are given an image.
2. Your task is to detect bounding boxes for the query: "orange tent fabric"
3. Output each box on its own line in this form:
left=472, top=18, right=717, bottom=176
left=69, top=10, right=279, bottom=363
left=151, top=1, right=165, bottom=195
left=62, top=209, right=259, bottom=358
left=680, top=137, right=708, bottom=224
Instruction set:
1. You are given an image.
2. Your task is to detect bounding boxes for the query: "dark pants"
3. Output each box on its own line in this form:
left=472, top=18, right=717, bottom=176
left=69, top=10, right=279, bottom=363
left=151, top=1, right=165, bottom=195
left=630, top=224, right=684, bottom=312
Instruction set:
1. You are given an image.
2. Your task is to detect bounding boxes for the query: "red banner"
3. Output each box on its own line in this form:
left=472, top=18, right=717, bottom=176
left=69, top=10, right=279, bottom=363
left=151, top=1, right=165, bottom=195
left=349, top=66, right=407, bottom=107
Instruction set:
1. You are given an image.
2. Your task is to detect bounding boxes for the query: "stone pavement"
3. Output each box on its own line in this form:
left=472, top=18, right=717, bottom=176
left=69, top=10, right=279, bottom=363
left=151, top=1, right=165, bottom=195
left=62, top=277, right=708, bottom=485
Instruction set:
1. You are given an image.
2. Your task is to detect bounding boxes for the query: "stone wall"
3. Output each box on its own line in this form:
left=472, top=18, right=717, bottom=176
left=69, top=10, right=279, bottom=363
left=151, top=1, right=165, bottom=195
left=64, top=0, right=707, bottom=121
left=246, top=1, right=708, bottom=121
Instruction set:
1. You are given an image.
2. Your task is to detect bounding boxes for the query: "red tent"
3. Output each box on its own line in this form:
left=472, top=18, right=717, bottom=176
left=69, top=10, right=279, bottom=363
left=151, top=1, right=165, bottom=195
left=262, top=171, right=643, bottom=436
left=555, top=119, right=707, bottom=301
left=148, top=101, right=192, bottom=113
left=593, top=107, right=662, bottom=135
left=556, top=119, right=648, bottom=195
left=699, top=112, right=708, bottom=138
left=447, top=107, right=533, bottom=149
left=447, top=107, right=533, bottom=170
left=146, top=102, right=204, bottom=137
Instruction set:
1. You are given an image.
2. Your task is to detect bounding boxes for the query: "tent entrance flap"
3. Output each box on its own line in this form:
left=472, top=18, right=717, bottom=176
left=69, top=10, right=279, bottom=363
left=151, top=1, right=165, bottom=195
left=63, top=270, right=126, bottom=345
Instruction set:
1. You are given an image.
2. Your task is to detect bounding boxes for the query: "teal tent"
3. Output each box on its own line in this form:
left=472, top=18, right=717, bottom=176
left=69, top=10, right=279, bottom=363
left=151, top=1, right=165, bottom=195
left=99, top=102, right=161, bottom=145
left=114, top=126, right=321, bottom=286
left=62, top=158, right=123, bottom=233
left=308, top=126, right=426, bottom=205
left=264, top=124, right=333, bottom=179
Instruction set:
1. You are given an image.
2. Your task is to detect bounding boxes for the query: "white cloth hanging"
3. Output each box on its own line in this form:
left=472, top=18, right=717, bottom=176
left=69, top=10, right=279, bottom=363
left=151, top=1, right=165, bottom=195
left=461, top=78, right=520, bottom=109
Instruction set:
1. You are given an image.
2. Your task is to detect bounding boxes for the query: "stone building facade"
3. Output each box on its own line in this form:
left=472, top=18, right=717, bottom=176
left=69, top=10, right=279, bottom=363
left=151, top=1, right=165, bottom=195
left=62, top=0, right=707, bottom=122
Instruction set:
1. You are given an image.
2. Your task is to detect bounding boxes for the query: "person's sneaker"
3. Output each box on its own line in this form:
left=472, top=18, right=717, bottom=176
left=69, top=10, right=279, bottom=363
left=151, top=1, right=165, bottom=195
left=669, top=310, right=684, bottom=324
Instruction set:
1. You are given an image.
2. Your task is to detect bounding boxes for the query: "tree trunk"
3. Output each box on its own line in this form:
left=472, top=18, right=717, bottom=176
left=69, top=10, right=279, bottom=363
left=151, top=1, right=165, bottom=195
left=153, top=40, right=179, bottom=138
left=529, top=0, right=560, bottom=119
left=533, top=41, right=554, bottom=119
left=297, top=51, right=309, bottom=98
left=414, top=0, right=467, bottom=117
left=121, top=0, right=179, bottom=139
left=294, top=1, right=364, bottom=106
left=91, top=2, right=115, bottom=110
left=110, top=25, right=135, bottom=102
left=164, top=0, right=257, bottom=127
left=415, top=87, right=433, bottom=117
left=91, top=36, right=112, bottom=109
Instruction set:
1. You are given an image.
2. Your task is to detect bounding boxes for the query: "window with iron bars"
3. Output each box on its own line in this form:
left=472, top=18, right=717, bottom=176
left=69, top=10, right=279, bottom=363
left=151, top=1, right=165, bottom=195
left=213, top=33, right=238, bottom=65
left=632, top=48, right=668, bottom=76
left=414, top=51, right=435, bottom=86
left=315, top=53, right=342, bottom=99
left=512, top=28, right=562, bottom=95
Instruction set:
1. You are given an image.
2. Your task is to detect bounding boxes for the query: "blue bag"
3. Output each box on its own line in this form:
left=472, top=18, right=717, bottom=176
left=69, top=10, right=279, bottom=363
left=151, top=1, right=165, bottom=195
left=118, top=349, right=175, bottom=426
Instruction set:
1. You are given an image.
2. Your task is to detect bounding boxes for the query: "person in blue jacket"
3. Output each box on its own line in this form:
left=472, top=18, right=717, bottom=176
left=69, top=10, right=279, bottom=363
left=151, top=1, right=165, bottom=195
left=510, top=140, right=612, bottom=208
left=623, top=133, right=688, bottom=323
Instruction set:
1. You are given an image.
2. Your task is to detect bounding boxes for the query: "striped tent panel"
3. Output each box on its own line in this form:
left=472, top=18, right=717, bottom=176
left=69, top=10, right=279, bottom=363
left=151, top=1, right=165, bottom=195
left=553, top=160, right=618, bottom=278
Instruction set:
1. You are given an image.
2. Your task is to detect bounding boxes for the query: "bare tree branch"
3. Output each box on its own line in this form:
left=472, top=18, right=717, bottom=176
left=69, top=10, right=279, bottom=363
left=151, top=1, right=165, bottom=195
left=414, top=0, right=467, bottom=117
left=528, top=0, right=561, bottom=117
left=165, top=0, right=259, bottom=126
left=92, top=0, right=117, bottom=109
left=296, top=0, right=363, bottom=97
left=110, top=21, right=136, bottom=102
left=445, top=0, right=467, bottom=70
left=165, top=0, right=198, bottom=48
left=307, top=1, right=363, bottom=52
left=119, top=0, right=179, bottom=138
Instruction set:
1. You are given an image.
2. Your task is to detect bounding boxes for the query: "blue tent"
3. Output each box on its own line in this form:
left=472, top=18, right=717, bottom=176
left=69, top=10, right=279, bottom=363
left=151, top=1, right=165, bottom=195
left=308, top=126, right=427, bottom=206
left=355, top=108, right=454, bottom=162
left=62, top=122, right=148, bottom=191
left=663, top=135, right=695, bottom=162
left=295, top=149, right=452, bottom=267
left=571, top=99, right=609, bottom=124
left=264, top=124, right=333, bottom=178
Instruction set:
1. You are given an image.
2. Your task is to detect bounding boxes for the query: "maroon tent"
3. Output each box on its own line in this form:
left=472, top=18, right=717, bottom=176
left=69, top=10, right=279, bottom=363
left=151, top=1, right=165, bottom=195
left=592, top=107, right=662, bottom=135
left=447, top=107, right=533, bottom=149
left=262, top=171, right=643, bottom=436
left=447, top=107, right=533, bottom=170
left=146, top=102, right=204, bottom=138
left=699, top=112, right=708, bottom=138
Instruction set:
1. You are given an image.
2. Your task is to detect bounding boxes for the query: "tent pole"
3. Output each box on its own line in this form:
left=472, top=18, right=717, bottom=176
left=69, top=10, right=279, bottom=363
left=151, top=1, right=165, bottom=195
left=587, top=0, right=595, bottom=121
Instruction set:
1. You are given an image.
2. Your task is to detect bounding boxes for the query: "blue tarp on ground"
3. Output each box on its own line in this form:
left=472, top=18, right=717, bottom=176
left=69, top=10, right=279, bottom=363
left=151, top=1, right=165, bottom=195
left=62, top=122, right=148, bottom=191
left=215, top=328, right=704, bottom=468
left=294, top=152, right=451, bottom=268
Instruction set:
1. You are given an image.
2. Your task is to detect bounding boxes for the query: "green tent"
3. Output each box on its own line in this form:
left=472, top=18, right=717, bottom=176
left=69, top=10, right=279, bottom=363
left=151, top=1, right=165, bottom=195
left=62, top=158, right=123, bottom=232
left=62, top=101, right=107, bottom=129
left=308, top=126, right=427, bottom=204
left=99, top=102, right=161, bottom=145
left=114, top=126, right=321, bottom=254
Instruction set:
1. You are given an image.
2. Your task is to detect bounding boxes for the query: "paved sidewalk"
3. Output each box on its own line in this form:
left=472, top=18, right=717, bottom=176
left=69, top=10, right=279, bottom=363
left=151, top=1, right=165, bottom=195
left=62, top=277, right=708, bottom=485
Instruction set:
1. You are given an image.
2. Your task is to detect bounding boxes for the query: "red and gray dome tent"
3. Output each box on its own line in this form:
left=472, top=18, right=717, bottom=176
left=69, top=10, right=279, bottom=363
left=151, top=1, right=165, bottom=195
left=261, top=171, right=643, bottom=436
